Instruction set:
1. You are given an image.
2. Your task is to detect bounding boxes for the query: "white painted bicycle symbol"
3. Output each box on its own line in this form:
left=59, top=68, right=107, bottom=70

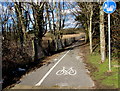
left=56, top=67, right=77, bottom=75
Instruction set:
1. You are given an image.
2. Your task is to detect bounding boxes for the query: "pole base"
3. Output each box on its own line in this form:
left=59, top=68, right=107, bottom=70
left=107, top=70, right=112, bottom=72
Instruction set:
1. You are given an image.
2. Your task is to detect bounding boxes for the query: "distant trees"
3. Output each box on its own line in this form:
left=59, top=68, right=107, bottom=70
left=1, top=1, right=68, bottom=59
left=110, top=2, right=120, bottom=59
left=45, top=2, right=65, bottom=51
left=74, top=1, right=120, bottom=61
left=1, top=2, right=47, bottom=42
left=75, top=2, right=90, bottom=43
left=1, top=1, right=120, bottom=61
left=75, top=2, right=106, bottom=61
left=0, top=3, right=13, bottom=37
left=74, top=2, right=94, bottom=54
left=1, top=2, right=47, bottom=60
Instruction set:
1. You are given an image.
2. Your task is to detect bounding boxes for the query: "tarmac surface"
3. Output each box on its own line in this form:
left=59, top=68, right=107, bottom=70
left=12, top=40, right=95, bottom=89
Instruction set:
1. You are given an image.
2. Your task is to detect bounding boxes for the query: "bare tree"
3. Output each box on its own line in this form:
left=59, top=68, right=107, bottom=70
left=89, top=3, right=93, bottom=54
left=14, top=2, right=27, bottom=46
left=73, top=2, right=94, bottom=53
left=100, top=4, right=106, bottom=62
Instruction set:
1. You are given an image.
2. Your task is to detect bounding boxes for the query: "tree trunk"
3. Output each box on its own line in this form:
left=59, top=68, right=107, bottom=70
left=14, top=3, right=26, bottom=47
left=89, top=4, right=93, bottom=54
left=100, top=6, right=106, bottom=62
left=85, top=28, right=89, bottom=43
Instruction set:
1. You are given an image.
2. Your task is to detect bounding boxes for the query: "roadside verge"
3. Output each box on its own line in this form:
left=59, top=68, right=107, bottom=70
left=79, top=44, right=119, bottom=89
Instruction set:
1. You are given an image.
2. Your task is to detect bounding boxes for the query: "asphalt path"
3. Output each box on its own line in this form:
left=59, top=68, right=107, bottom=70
left=13, top=40, right=95, bottom=89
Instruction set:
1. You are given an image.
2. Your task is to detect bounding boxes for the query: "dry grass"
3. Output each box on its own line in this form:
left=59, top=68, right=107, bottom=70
left=62, top=33, right=84, bottom=39
left=43, top=33, right=85, bottom=41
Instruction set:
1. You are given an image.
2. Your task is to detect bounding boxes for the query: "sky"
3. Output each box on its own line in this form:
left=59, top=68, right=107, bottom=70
left=0, top=2, right=80, bottom=31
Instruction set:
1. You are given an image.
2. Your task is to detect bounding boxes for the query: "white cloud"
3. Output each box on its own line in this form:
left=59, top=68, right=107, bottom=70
left=11, top=7, right=15, bottom=12
left=61, top=5, right=81, bottom=16
left=64, top=15, right=78, bottom=29
left=62, top=9, right=72, bottom=15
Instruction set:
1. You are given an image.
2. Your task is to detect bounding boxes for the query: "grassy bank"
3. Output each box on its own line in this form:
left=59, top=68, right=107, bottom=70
left=87, top=53, right=119, bottom=89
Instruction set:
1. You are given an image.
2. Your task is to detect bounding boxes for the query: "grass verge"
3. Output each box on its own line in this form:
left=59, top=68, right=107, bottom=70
left=87, top=53, right=119, bottom=89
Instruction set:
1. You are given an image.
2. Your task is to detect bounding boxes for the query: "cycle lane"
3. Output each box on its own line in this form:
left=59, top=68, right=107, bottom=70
left=12, top=40, right=95, bottom=89
left=17, top=50, right=67, bottom=86
left=39, top=47, right=95, bottom=88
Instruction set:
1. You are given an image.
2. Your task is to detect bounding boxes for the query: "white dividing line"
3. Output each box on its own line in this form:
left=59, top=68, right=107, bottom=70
left=35, top=50, right=70, bottom=86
